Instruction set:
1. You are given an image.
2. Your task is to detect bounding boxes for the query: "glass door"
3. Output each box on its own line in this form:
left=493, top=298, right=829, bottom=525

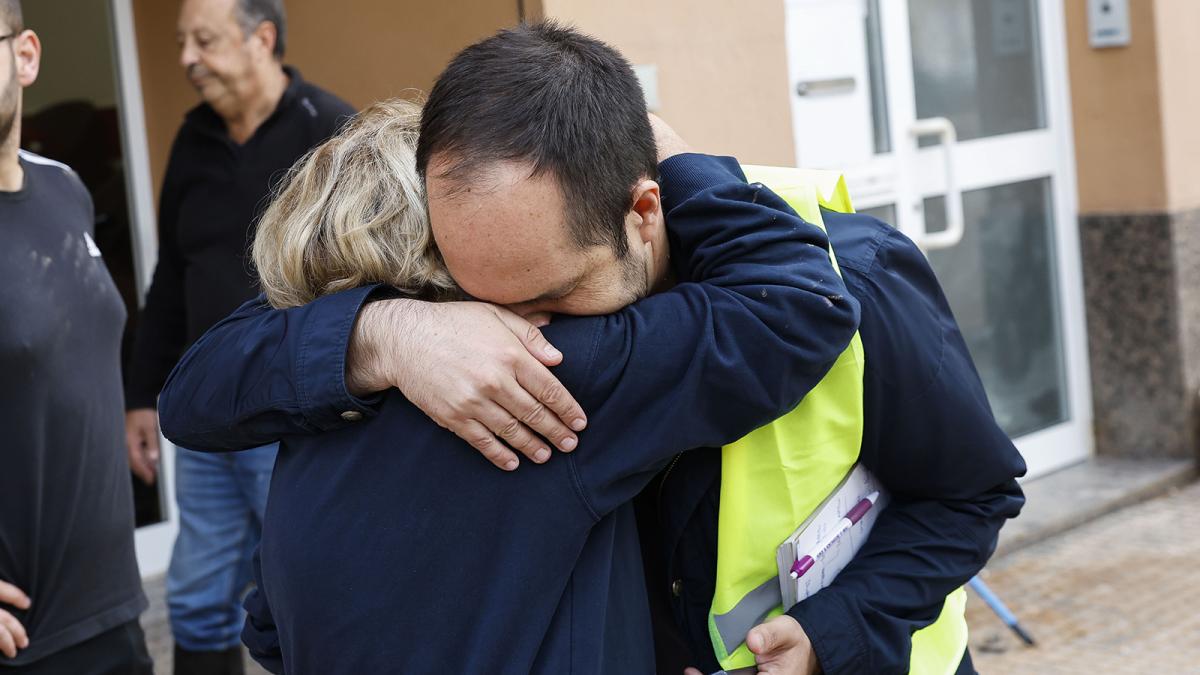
left=784, top=0, right=1091, bottom=477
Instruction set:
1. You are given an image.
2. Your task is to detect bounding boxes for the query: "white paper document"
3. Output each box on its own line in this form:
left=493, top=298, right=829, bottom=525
left=776, top=463, right=889, bottom=609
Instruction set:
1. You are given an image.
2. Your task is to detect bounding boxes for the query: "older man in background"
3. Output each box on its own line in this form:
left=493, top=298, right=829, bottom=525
left=122, top=0, right=353, bottom=672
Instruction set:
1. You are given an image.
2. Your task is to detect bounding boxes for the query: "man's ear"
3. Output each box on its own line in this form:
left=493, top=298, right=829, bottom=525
left=250, top=21, right=278, bottom=61
left=628, top=179, right=662, bottom=245
left=14, top=30, right=41, bottom=88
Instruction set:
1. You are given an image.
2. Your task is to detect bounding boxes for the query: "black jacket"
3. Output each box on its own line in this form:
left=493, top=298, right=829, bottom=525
left=644, top=212, right=1026, bottom=675
left=126, top=66, right=355, bottom=409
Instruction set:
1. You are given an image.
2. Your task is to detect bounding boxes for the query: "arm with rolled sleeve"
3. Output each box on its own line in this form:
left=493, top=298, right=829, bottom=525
left=785, top=225, right=1027, bottom=675
left=157, top=286, right=385, bottom=452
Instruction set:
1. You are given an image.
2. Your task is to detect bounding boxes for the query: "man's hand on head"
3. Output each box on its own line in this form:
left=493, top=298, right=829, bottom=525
left=346, top=299, right=587, bottom=470
left=650, top=113, right=693, bottom=164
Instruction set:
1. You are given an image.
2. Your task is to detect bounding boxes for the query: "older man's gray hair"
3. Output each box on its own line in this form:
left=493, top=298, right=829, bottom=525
left=0, top=0, right=22, bottom=34
left=235, top=0, right=286, bottom=58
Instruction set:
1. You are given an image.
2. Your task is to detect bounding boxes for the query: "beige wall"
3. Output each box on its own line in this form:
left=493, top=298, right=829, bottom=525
left=534, top=0, right=796, bottom=166
left=1065, top=0, right=1200, bottom=214
left=1154, top=0, right=1200, bottom=213
left=132, top=0, right=521, bottom=199
left=133, top=0, right=193, bottom=198
left=1064, top=0, right=1167, bottom=213
left=133, top=0, right=797, bottom=199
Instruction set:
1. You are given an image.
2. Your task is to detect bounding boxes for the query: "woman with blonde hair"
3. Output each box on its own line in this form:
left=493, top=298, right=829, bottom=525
left=253, top=98, right=457, bottom=309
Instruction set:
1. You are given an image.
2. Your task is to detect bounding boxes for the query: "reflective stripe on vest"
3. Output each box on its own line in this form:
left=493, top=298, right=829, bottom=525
left=705, top=166, right=969, bottom=673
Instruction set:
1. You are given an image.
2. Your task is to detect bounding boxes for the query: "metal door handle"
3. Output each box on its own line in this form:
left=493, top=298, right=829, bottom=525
left=908, top=117, right=964, bottom=251
left=795, top=77, right=856, bottom=97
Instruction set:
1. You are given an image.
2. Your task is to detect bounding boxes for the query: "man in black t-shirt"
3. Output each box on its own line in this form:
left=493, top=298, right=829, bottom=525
left=122, top=0, right=354, bottom=672
left=0, top=2, right=152, bottom=672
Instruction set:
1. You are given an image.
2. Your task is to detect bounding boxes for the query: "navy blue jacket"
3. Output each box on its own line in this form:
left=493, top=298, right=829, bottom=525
left=157, top=154, right=859, bottom=674
left=646, top=212, right=1026, bottom=675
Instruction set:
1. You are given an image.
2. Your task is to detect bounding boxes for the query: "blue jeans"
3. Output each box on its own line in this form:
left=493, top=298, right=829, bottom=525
left=166, top=444, right=277, bottom=651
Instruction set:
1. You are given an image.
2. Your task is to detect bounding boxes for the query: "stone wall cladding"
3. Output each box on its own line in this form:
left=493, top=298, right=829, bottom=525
left=1080, top=207, right=1200, bottom=458
left=1170, top=207, right=1200, bottom=444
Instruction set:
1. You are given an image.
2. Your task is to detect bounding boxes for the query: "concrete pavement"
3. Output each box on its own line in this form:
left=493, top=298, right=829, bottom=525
left=966, top=480, right=1200, bottom=674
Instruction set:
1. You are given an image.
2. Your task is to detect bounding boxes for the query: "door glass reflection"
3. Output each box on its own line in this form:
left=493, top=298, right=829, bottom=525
left=923, top=178, right=1067, bottom=438
left=908, top=0, right=1046, bottom=143
left=858, top=203, right=897, bottom=226
left=864, top=0, right=891, bottom=154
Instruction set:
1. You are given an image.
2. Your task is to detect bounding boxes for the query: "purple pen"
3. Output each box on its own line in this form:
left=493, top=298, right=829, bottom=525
left=789, top=491, right=880, bottom=580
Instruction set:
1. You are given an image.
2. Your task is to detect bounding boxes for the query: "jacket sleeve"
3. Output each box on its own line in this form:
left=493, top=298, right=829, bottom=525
left=158, top=286, right=386, bottom=452
left=242, top=550, right=284, bottom=674
left=555, top=155, right=861, bottom=517
left=125, top=138, right=190, bottom=410
left=785, top=225, right=1027, bottom=675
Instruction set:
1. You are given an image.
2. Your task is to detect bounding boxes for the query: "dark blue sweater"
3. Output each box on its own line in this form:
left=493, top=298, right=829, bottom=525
left=157, top=154, right=859, bottom=674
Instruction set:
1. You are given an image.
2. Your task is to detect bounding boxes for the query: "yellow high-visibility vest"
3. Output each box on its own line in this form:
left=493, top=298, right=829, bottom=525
left=707, top=166, right=968, bottom=673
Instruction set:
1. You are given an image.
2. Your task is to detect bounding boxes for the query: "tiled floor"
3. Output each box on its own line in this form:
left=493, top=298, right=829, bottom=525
left=967, top=480, right=1200, bottom=674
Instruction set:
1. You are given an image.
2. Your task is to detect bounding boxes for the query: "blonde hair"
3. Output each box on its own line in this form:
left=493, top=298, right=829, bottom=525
left=253, top=98, right=458, bottom=308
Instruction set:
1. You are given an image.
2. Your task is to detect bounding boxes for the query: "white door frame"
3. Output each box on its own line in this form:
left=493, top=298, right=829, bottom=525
left=1013, top=0, right=1093, bottom=477
left=786, top=0, right=1092, bottom=478
left=882, top=0, right=1093, bottom=478
left=109, top=0, right=179, bottom=578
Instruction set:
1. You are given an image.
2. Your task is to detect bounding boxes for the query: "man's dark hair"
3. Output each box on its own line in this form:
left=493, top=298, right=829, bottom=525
left=235, top=0, right=286, bottom=58
left=0, top=0, right=22, bottom=34
left=418, top=21, right=657, bottom=258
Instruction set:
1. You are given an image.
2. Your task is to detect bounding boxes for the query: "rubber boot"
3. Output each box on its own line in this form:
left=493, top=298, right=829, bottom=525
left=173, top=645, right=245, bottom=675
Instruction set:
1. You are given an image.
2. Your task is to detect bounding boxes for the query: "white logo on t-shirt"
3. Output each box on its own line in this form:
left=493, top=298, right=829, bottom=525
left=83, top=231, right=102, bottom=257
